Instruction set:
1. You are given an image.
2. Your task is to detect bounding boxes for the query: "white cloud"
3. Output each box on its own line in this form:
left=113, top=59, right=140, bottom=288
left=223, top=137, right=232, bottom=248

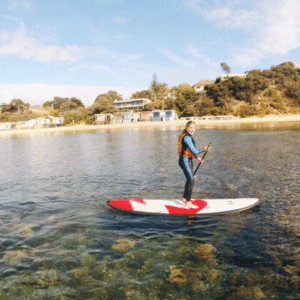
left=158, top=48, right=195, bottom=67
left=112, top=14, right=132, bottom=25
left=0, top=84, right=145, bottom=106
left=112, top=32, right=129, bottom=39
left=256, top=0, right=300, bottom=54
left=186, top=45, right=218, bottom=66
left=0, top=26, right=86, bottom=63
left=7, top=0, right=35, bottom=12
left=187, top=0, right=300, bottom=66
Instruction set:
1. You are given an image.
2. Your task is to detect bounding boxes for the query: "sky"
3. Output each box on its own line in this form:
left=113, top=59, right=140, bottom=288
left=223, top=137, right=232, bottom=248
left=0, top=0, right=300, bottom=106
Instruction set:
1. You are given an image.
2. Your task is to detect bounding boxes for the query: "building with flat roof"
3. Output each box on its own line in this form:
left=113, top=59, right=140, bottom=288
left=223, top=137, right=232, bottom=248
left=113, top=98, right=151, bottom=110
left=218, top=73, right=247, bottom=81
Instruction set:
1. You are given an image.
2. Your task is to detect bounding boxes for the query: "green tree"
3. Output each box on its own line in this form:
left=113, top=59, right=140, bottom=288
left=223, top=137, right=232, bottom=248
left=59, top=100, right=79, bottom=111
left=95, top=90, right=122, bottom=105
left=150, top=73, right=158, bottom=90
left=177, top=83, right=197, bottom=102
left=130, top=90, right=152, bottom=100
left=43, top=97, right=85, bottom=111
left=70, top=97, right=85, bottom=107
left=151, top=99, right=164, bottom=110
left=85, top=91, right=121, bottom=124
left=221, top=62, right=231, bottom=75
left=148, top=73, right=170, bottom=101
left=2, top=99, right=27, bottom=113
left=194, top=96, right=220, bottom=116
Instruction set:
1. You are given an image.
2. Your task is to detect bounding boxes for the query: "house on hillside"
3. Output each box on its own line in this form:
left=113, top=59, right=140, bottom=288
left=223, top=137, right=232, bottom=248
left=217, top=74, right=247, bottom=81
left=113, top=98, right=151, bottom=110
left=193, top=80, right=214, bottom=93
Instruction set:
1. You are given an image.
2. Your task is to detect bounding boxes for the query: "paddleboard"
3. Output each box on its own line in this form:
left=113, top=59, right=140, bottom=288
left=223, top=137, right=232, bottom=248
left=107, top=198, right=260, bottom=216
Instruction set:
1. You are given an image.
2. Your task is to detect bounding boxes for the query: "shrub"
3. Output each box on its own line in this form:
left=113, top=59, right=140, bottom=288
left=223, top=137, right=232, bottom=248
left=85, top=115, right=95, bottom=125
left=194, top=97, right=220, bottom=116
left=289, top=107, right=299, bottom=114
left=51, top=110, right=60, bottom=117
left=0, top=112, right=39, bottom=122
left=61, top=109, right=86, bottom=125
left=263, top=88, right=279, bottom=98
left=257, top=103, right=273, bottom=116
left=270, top=98, right=287, bottom=113
left=219, top=105, right=234, bottom=115
left=239, top=105, right=258, bottom=118
left=285, top=83, right=300, bottom=99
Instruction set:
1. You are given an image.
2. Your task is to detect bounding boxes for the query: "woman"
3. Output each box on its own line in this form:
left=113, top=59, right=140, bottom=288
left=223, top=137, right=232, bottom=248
left=178, top=121, right=211, bottom=209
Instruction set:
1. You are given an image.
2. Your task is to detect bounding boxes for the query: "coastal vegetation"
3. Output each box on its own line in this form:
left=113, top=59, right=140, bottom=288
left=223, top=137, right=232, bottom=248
left=1, top=62, right=300, bottom=125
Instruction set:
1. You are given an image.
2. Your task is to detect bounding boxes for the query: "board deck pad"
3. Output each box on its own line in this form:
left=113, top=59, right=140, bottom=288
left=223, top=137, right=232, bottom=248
left=107, top=198, right=260, bottom=216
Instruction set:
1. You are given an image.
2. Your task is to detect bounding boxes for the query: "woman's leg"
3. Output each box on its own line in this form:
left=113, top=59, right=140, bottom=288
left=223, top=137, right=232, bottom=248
left=179, top=157, right=198, bottom=208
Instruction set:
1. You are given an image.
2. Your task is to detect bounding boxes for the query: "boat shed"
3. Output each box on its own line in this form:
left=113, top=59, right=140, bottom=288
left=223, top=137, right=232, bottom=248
left=152, top=110, right=166, bottom=122
left=165, top=110, right=178, bottom=121
left=122, top=112, right=133, bottom=123
left=113, top=112, right=123, bottom=124
left=95, top=113, right=114, bottom=125
left=140, top=111, right=152, bottom=121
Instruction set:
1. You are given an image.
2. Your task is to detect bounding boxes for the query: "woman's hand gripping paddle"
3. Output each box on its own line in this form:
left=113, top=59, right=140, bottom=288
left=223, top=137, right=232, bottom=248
left=193, top=142, right=211, bottom=176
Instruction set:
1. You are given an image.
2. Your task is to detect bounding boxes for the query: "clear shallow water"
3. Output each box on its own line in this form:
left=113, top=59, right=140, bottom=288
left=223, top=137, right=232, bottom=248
left=0, top=122, right=300, bottom=299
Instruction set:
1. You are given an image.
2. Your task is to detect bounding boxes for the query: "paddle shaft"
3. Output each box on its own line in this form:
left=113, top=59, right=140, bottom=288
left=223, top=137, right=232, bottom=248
left=193, top=142, right=211, bottom=176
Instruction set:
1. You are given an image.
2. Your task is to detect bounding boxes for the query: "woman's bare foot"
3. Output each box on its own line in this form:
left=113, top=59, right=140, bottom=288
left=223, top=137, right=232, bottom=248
left=186, top=201, right=199, bottom=209
left=182, top=198, right=199, bottom=209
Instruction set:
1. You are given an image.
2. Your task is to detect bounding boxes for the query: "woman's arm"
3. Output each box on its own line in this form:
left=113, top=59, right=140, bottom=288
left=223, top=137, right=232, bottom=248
left=183, top=135, right=203, bottom=157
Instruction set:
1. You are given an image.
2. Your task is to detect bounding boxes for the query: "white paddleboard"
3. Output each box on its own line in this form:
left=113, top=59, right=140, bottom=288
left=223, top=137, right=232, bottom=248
left=107, top=198, right=260, bottom=216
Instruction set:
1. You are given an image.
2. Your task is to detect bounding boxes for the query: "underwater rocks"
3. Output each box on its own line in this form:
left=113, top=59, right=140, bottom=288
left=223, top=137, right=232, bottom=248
left=167, top=266, right=187, bottom=284
left=3, top=249, right=35, bottom=266
left=195, top=243, right=216, bottom=260
left=112, top=238, right=136, bottom=252
left=204, top=268, right=220, bottom=282
left=283, top=265, right=298, bottom=275
left=21, top=226, right=34, bottom=236
left=229, top=286, right=265, bottom=300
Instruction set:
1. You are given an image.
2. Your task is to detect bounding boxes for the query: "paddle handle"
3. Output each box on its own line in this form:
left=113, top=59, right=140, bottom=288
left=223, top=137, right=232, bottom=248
left=193, top=142, right=211, bottom=176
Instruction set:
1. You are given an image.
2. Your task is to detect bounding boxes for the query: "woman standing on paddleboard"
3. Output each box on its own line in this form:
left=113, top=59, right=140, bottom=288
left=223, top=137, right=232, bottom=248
left=178, top=121, right=211, bottom=209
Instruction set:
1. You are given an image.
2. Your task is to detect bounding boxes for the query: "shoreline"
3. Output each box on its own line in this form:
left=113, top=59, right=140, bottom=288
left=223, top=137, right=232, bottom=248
left=1, top=114, right=300, bottom=138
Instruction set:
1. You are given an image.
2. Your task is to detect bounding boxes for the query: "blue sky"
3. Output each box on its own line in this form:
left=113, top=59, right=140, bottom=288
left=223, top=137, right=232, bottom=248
left=0, top=0, right=300, bottom=106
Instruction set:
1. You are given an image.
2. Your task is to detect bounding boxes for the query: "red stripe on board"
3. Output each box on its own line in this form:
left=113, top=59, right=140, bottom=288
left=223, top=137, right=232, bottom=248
left=165, top=199, right=208, bottom=215
left=131, top=199, right=146, bottom=205
left=193, top=199, right=208, bottom=210
left=109, top=199, right=133, bottom=211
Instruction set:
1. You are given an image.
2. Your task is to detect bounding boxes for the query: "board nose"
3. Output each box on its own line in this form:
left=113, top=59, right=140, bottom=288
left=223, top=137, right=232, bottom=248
left=108, top=199, right=133, bottom=211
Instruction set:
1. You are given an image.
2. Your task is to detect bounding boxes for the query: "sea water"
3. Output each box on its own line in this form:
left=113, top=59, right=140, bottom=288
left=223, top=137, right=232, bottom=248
left=0, top=122, right=299, bottom=299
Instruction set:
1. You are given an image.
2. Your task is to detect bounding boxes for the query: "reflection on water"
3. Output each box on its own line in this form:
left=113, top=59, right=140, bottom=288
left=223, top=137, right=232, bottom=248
left=0, top=122, right=299, bottom=299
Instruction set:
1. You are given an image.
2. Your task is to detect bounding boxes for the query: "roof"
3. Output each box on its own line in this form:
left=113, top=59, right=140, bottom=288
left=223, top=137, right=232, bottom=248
left=114, top=98, right=151, bottom=103
left=193, top=80, right=214, bottom=87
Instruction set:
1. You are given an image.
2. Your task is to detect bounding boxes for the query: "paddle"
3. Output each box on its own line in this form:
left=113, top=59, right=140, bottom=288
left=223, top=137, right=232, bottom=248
left=193, top=142, right=211, bottom=176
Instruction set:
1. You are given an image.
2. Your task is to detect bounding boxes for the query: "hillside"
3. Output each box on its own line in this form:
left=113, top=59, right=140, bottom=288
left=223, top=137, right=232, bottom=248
left=1, top=62, right=300, bottom=124
left=199, top=62, right=300, bottom=118
left=30, top=106, right=51, bottom=116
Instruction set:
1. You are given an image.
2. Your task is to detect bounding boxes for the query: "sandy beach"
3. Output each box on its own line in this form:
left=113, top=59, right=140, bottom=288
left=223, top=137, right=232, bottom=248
left=1, top=114, right=300, bottom=138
